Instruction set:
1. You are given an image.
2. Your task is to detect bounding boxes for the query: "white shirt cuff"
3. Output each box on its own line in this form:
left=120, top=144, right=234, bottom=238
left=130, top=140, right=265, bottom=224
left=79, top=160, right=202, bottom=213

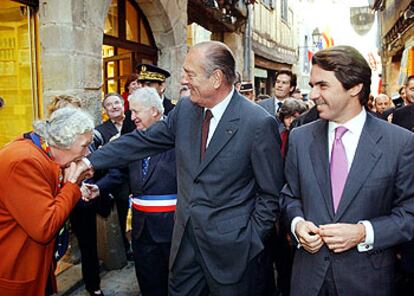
left=291, top=216, right=305, bottom=249
left=357, top=220, right=374, bottom=252
left=82, top=157, right=92, bottom=168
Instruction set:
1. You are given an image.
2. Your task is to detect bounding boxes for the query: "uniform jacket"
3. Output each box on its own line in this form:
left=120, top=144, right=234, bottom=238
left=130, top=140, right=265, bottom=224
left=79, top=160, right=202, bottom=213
left=0, top=137, right=81, bottom=296
left=88, top=92, right=284, bottom=284
left=281, top=114, right=414, bottom=296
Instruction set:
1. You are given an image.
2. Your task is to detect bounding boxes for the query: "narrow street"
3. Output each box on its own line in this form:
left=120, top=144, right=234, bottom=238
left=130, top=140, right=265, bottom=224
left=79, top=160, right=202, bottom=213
left=61, top=262, right=140, bottom=296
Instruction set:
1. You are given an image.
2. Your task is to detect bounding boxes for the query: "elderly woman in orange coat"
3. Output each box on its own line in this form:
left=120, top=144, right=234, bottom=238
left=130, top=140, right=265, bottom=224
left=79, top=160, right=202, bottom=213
left=0, top=107, right=95, bottom=296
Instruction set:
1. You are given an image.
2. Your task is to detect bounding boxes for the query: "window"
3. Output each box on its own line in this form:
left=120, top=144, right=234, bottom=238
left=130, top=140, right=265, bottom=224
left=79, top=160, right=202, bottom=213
left=125, top=0, right=138, bottom=42
left=261, top=0, right=273, bottom=9
left=103, top=0, right=157, bottom=95
left=281, top=0, right=288, bottom=22
left=104, top=0, right=118, bottom=37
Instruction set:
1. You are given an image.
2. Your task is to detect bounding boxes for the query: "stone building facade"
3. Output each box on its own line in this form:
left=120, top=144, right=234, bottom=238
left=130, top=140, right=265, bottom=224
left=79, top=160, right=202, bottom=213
left=372, top=0, right=414, bottom=94
left=39, top=0, right=188, bottom=121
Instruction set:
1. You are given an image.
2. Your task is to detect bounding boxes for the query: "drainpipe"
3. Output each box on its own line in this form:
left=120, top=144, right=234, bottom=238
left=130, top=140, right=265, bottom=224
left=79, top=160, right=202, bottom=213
left=243, top=1, right=253, bottom=81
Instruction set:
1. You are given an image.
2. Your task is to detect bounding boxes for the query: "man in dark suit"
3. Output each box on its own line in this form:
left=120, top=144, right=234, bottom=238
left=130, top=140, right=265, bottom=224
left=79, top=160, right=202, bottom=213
left=258, top=68, right=298, bottom=295
left=258, top=69, right=297, bottom=119
left=94, top=87, right=176, bottom=296
left=71, top=92, right=128, bottom=296
left=77, top=41, right=284, bottom=296
left=281, top=46, right=414, bottom=296
left=391, top=75, right=414, bottom=295
left=392, top=75, right=414, bottom=132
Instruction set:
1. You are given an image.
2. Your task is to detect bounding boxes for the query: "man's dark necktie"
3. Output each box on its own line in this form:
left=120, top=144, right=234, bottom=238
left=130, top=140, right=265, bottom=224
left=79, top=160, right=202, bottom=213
left=276, top=101, right=283, bottom=114
left=142, top=157, right=150, bottom=181
left=201, top=109, right=213, bottom=160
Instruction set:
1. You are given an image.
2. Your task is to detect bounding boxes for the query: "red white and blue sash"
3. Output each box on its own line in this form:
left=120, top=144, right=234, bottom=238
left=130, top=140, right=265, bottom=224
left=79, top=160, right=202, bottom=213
left=131, top=194, right=177, bottom=213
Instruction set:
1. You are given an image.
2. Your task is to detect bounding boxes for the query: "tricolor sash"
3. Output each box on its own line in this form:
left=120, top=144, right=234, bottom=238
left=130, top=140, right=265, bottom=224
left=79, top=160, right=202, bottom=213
left=131, top=194, right=177, bottom=213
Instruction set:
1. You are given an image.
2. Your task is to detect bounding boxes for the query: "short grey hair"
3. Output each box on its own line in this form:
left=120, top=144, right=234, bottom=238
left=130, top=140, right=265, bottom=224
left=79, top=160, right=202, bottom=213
left=33, top=107, right=94, bottom=149
left=374, top=93, right=391, bottom=103
left=128, top=87, right=164, bottom=114
left=193, top=41, right=236, bottom=85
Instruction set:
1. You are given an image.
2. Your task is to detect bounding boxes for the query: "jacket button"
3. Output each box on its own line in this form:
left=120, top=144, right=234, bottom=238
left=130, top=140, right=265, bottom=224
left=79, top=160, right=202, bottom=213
left=324, top=256, right=329, bottom=261
left=194, top=178, right=199, bottom=184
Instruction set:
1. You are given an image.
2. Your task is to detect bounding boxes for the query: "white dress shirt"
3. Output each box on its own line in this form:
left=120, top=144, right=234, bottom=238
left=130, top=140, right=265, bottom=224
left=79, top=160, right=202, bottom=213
left=291, top=108, right=374, bottom=252
left=205, top=87, right=234, bottom=147
left=274, top=97, right=285, bottom=114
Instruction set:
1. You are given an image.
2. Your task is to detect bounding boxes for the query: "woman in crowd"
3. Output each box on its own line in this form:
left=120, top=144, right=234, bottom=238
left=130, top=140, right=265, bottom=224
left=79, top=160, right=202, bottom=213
left=47, top=95, right=82, bottom=114
left=122, top=73, right=142, bottom=111
left=0, top=107, right=94, bottom=296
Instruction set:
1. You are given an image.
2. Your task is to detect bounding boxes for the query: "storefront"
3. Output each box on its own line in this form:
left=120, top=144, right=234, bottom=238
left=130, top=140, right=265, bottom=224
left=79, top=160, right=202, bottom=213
left=0, top=0, right=39, bottom=147
left=254, top=54, right=292, bottom=97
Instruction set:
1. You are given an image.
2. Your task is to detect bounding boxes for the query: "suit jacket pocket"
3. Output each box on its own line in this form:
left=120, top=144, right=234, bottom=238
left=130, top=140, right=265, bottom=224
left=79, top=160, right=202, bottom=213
left=369, top=249, right=394, bottom=270
left=216, top=214, right=249, bottom=234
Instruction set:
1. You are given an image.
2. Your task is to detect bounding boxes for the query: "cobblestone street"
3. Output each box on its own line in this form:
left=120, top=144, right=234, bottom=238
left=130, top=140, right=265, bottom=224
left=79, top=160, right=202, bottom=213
left=60, top=262, right=140, bottom=296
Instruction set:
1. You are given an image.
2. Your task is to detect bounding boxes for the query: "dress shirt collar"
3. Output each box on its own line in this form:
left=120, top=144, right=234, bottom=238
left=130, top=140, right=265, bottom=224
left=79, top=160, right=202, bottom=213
left=111, top=119, right=123, bottom=132
left=328, top=108, right=367, bottom=136
left=205, top=87, right=234, bottom=121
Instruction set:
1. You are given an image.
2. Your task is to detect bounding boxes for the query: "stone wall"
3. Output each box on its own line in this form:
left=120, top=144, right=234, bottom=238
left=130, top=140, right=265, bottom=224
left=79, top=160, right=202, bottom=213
left=38, top=0, right=110, bottom=122
left=137, top=0, right=188, bottom=101
left=39, top=0, right=187, bottom=121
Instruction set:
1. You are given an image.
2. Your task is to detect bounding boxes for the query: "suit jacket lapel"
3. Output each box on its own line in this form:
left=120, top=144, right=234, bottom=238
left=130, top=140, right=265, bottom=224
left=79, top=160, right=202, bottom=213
left=108, top=121, right=119, bottom=135
left=269, top=97, right=277, bottom=117
left=309, top=120, right=334, bottom=219
left=188, top=104, right=204, bottom=177
left=195, top=93, right=240, bottom=177
left=335, top=114, right=382, bottom=220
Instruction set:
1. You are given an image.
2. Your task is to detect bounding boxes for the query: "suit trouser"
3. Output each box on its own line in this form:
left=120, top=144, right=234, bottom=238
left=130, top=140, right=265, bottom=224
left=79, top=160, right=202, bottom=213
left=396, top=240, right=414, bottom=296
left=169, top=220, right=267, bottom=296
left=70, top=204, right=100, bottom=292
left=132, top=220, right=171, bottom=296
left=273, top=221, right=294, bottom=296
left=114, top=184, right=131, bottom=253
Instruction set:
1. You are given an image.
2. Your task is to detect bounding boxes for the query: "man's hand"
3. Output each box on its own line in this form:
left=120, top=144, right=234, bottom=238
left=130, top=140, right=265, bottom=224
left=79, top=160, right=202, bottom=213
left=64, top=160, right=94, bottom=185
left=295, top=220, right=324, bottom=254
left=319, top=223, right=365, bottom=253
left=80, top=183, right=100, bottom=202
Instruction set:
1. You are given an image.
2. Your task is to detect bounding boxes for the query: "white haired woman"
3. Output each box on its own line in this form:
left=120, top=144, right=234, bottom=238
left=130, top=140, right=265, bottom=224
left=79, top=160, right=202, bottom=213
left=0, top=107, right=95, bottom=296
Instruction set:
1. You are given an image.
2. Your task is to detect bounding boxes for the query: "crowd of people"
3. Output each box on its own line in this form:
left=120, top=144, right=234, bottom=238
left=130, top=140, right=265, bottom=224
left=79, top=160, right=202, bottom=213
left=0, top=40, right=414, bottom=296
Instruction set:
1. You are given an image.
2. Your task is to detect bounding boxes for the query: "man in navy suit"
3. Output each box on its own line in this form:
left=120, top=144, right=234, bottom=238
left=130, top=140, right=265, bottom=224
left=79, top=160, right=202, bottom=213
left=94, top=87, right=176, bottom=296
left=258, top=69, right=297, bottom=119
left=77, top=41, right=284, bottom=296
left=281, top=46, right=414, bottom=296
left=392, top=75, right=414, bottom=132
